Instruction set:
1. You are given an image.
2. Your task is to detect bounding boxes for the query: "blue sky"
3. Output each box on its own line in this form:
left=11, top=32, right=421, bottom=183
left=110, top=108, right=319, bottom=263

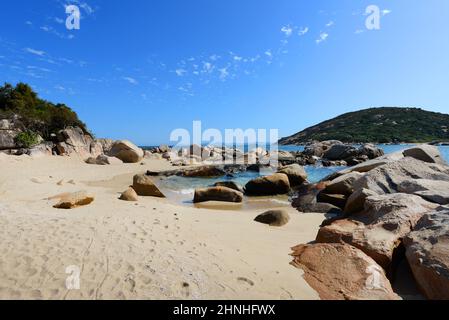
left=1, top=0, right=448, bottom=145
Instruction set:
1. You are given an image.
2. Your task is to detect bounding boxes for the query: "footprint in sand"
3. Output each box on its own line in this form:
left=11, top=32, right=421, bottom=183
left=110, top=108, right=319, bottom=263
left=124, top=274, right=136, bottom=292
left=237, top=277, right=255, bottom=287
left=181, top=282, right=190, bottom=297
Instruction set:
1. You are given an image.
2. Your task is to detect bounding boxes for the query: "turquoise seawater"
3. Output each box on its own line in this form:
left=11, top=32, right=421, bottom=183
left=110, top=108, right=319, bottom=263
left=157, top=145, right=449, bottom=195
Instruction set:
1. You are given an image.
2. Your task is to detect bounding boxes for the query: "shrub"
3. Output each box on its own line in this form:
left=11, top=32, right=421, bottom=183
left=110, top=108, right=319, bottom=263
left=15, top=131, right=41, bottom=148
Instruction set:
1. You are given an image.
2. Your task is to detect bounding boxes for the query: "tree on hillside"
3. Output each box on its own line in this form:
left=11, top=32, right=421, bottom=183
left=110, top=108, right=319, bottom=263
left=0, top=82, right=89, bottom=139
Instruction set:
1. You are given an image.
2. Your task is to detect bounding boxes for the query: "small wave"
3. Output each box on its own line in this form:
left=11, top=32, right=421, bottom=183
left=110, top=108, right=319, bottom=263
left=170, top=188, right=195, bottom=195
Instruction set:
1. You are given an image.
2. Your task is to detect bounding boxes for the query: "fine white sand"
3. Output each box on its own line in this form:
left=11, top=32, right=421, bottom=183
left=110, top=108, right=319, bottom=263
left=0, top=154, right=323, bottom=300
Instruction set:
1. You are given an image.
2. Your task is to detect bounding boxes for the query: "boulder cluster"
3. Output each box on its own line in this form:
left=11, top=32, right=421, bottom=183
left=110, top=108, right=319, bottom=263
left=290, top=145, right=449, bottom=300
left=144, top=141, right=384, bottom=168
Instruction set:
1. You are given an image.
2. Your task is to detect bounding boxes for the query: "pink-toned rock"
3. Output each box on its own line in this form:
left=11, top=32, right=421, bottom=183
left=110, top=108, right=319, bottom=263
left=316, top=193, right=436, bottom=269
left=290, top=243, right=400, bottom=300
left=404, top=207, right=449, bottom=300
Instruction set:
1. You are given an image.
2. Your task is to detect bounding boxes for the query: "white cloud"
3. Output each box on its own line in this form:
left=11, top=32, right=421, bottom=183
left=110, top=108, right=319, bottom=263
left=202, top=62, right=214, bottom=73
left=326, top=21, right=334, bottom=27
left=175, top=68, right=187, bottom=76
left=123, top=77, right=138, bottom=85
left=265, top=50, right=273, bottom=58
left=298, top=27, right=309, bottom=36
left=27, top=66, right=52, bottom=72
left=54, top=17, right=64, bottom=24
left=281, top=25, right=293, bottom=37
left=209, top=54, right=220, bottom=61
left=218, top=67, right=229, bottom=81
left=25, top=21, right=33, bottom=26
left=316, top=32, right=329, bottom=44
left=382, top=9, right=392, bottom=16
left=355, top=29, right=364, bottom=35
left=233, top=55, right=243, bottom=62
left=24, top=48, right=46, bottom=56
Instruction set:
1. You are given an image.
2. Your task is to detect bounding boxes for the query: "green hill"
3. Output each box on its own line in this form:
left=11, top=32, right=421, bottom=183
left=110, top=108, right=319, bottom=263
left=279, top=107, right=449, bottom=145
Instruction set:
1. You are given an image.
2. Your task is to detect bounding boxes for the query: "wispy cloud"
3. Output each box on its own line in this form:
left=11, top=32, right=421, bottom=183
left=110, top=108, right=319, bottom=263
left=298, top=27, right=309, bottom=36
left=326, top=21, right=334, bottom=27
left=175, top=68, right=187, bottom=76
left=316, top=32, right=329, bottom=44
left=382, top=9, right=392, bottom=16
left=123, top=77, right=138, bottom=85
left=24, top=48, right=46, bottom=56
left=281, top=25, right=293, bottom=37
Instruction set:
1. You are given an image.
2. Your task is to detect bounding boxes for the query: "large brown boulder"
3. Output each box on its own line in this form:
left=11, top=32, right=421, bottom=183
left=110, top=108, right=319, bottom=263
left=323, top=144, right=358, bottom=161
left=317, top=193, right=436, bottom=269
left=290, top=243, right=400, bottom=300
left=324, top=172, right=364, bottom=196
left=404, top=207, right=449, bottom=300
left=132, top=174, right=165, bottom=197
left=359, top=144, right=385, bottom=159
left=277, top=164, right=307, bottom=186
left=56, top=127, right=93, bottom=159
left=109, top=140, right=144, bottom=163
left=193, top=186, right=243, bottom=203
left=86, top=155, right=123, bottom=165
left=52, top=191, right=94, bottom=209
left=213, top=181, right=243, bottom=192
left=403, top=145, right=447, bottom=165
left=244, top=173, right=290, bottom=196
left=254, top=210, right=290, bottom=227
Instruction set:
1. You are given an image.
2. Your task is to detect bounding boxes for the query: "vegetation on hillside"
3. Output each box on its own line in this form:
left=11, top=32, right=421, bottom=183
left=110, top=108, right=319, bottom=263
left=0, top=82, right=89, bottom=139
left=279, top=107, right=449, bottom=145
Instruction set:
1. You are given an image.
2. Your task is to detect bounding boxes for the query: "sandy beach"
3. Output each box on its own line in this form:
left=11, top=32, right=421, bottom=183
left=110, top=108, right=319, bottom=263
left=0, top=154, right=322, bottom=300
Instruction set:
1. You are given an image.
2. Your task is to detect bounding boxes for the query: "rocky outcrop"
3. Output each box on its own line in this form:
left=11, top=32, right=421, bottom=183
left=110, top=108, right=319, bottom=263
left=52, top=191, right=94, bottom=209
left=109, top=140, right=144, bottom=163
left=323, top=144, right=359, bottom=161
left=316, top=193, right=436, bottom=269
left=403, top=145, right=447, bottom=165
left=352, top=157, right=449, bottom=196
left=404, top=207, right=449, bottom=300
left=132, top=174, right=165, bottom=197
left=398, top=179, right=449, bottom=205
left=244, top=173, right=290, bottom=196
left=193, top=186, right=243, bottom=203
left=277, top=164, right=307, bottom=186
left=303, top=140, right=343, bottom=157
left=119, top=187, right=139, bottom=201
left=290, top=243, right=400, bottom=300
left=55, top=127, right=94, bottom=159
left=254, top=210, right=290, bottom=227
left=0, top=129, right=18, bottom=150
